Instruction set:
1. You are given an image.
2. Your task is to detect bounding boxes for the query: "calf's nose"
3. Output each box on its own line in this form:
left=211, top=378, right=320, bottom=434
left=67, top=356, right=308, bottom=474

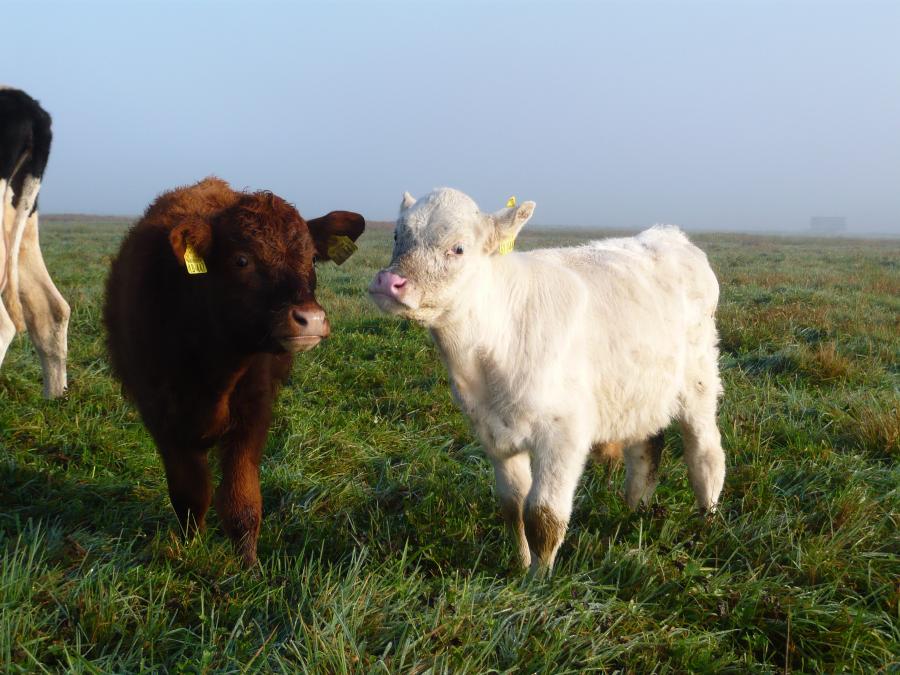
left=370, top=270, right=408, bottom=299
left=291, top=306, right=330, bottom=338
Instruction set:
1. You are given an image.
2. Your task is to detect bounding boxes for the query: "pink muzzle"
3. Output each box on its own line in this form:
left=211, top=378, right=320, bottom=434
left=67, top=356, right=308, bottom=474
left=369, top=270, right=408, bottom=301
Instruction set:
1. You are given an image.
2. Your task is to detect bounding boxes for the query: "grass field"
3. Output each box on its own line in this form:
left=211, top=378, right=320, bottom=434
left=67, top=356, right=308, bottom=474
left=1, top=218, right=898, bottom=672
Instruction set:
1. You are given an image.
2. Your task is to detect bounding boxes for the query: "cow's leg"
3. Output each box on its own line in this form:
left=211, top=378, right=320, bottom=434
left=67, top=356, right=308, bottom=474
left=215, top=427, right=265, bottom=566
left=679, top=412, right=725, bottom=513
left=0, top=177, right=7, bottom=284
left=17, top=211, right=69, bottom=398
left=523, top=429, right=591, bottom=575
left=215, top=360, right=280, bottom=566
left=0, top=298, right=15, bottom=368
left=0, top=177, right=10, bottom=295
left=623, top=432, right=665, bottom=510
left=1, top=148, right=30, bottom=288
left=0, top=184, right=14, bottom=367
left=490, top=451, right=532, bottom=569
left=160, top=449, right=212, bottom=537
left=6, top=175, right=40, bottom=317
left=679, top=357, right=726, bottom=512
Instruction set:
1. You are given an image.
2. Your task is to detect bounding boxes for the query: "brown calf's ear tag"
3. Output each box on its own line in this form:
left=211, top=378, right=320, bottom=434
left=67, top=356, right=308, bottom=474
left=183, top=243, right=208, bottom=274
left=326, top=235, right=358, bottom=265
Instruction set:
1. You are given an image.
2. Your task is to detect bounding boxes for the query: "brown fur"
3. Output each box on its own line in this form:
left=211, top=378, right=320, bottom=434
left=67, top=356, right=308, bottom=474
left=590, top=440, right=624, bottom=466
left=523, top=502, right=566, bottom=568
left=103, top=177, right=364, bottom=564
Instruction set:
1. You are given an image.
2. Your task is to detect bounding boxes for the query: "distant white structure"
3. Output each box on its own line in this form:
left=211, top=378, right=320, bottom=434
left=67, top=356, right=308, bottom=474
left=810, top=216, right=847, bottom=234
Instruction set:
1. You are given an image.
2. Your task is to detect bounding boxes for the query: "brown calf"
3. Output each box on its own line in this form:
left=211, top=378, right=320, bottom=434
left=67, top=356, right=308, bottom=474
left=103, top=177, right=364, bottom=564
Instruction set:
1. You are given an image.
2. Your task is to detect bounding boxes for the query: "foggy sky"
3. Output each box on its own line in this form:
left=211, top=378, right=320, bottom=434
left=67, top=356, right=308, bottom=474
left=5, top=0, right=899, bottom=233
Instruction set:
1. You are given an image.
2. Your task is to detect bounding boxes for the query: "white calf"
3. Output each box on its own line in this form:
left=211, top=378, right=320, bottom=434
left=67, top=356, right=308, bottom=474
left=370, top=188, right=725, bottom=573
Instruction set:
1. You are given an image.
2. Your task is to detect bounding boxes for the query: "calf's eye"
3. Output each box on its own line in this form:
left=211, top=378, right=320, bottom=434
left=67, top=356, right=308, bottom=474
left=452, top=244, right=464, bottom=255
left=236, top=255, right=249, bottom=268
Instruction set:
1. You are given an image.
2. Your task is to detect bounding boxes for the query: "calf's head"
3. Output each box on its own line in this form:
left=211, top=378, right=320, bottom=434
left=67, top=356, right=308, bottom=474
left=169, top=189, right=364, bottom=353
left=369, top=188, right=535, bottom=325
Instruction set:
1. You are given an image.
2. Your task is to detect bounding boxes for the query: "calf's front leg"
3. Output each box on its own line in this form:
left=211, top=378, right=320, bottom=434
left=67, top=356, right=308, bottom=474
left=523, top=432, right=591, bottom=575
left=490, top=451, right=532, bottom=569
left=215, top=416, right=269, bottom=566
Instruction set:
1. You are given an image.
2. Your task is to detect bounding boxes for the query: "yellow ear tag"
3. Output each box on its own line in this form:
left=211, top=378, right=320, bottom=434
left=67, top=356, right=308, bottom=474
left=326, top=235, right=358, bottom=265
left=183, top=243, right=207, bottom=274
left=498, top=196, right=517, bottom=255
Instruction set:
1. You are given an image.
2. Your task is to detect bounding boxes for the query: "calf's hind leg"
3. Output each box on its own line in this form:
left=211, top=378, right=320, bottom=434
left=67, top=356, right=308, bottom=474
left=161, top=449, right=213, bottom=536
left=17, top=211, right=70, bottom=398
left=679, top=360, right=726, bottom=512
left=0, top=196, right=15, bottom=366
left=679, top=415, right=725, bottom=512
left=0, top=299, right=16, bottom=368
left=623, top=433, right=665, bottom=510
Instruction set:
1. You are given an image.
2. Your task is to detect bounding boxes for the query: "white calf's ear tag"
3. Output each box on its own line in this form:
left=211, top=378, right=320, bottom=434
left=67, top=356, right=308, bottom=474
left=183, top=243, right=208, bottom=274
left=497, top=196, right=517, bottom=255
left=326, top=235, right=358, bottom=265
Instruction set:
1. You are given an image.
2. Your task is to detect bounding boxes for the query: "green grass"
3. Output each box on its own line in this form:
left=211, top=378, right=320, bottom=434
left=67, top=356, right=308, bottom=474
left=1, top=220, right=898, bottom=672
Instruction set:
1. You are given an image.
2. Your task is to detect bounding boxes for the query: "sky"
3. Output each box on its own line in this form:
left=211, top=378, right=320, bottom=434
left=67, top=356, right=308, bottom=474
left=4, top=0, right=899, bottom=233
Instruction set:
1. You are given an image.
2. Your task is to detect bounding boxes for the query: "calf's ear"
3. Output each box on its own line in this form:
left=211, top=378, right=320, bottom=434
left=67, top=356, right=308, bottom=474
left=401, top=191, right=416, bottom=211
left=488, top=201, right=535, bottom=253
left=169, top=218, right=213, bottom=268
left=307, top=211, right=366, bottom=263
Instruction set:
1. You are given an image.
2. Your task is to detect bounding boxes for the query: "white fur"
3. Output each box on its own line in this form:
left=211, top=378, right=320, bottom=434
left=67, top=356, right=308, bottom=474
left=0, top=88, right=68, bottom=397
left=6, top=174, right=40, bottom=298
left=371, top=188, right=726, bottom=573
left=1, top=193, right=70, bottom=398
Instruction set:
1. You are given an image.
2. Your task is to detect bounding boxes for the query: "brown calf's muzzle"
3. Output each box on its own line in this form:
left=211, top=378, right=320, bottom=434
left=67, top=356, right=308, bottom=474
left=277, top=303, right=330, bottom=352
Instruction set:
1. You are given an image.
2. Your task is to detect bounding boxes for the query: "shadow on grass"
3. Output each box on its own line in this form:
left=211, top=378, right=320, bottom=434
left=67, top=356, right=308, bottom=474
left=0, top=462, right=171, bottom=542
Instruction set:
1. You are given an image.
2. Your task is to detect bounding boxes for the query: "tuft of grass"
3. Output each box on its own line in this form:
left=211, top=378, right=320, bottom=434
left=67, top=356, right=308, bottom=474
left=1, top=219, right=898, bottom=671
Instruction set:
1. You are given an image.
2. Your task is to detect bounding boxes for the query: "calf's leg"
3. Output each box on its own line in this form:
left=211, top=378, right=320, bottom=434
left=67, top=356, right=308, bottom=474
left=590, top=440, right=623, bottom=466
left=5, top=176, right=41, bottom=320
left=490, top=451, right=532, bottom=569
left=0, top=191, right=14, bottom=365
left=623, top=432, right=665, bottom=510
left=215, top=359, right=282, bottom=566
left=679, top=359, right=726, bottom=512
left=17, top=211, right=69, bottom=398
left=0, top=299, right=15, bottom=368
left=0, top=177, right=8, bottom=293
left=215, top=428, right=265, bottom=566
left=161, top=449, right=212, bottom=536
left=523, top=431, right=591, bottom=575
left=679, top=415, right=725, bottom=512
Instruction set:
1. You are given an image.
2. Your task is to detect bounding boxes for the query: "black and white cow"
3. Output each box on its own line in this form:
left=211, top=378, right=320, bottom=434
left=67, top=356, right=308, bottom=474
left=0, top=87, right=69, bottom=398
